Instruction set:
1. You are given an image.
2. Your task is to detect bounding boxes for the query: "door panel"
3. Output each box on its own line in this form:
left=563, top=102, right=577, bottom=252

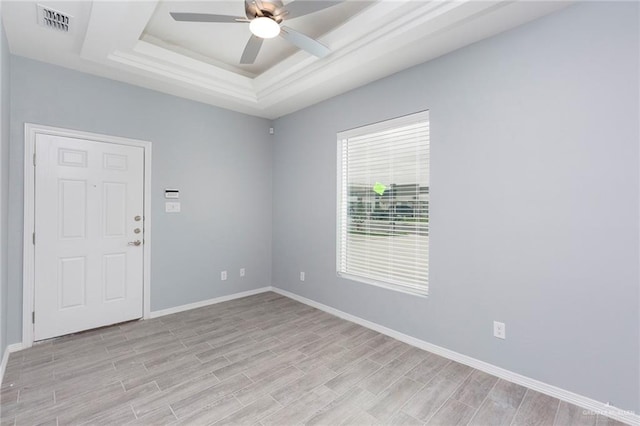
left=103, top=182, right=127, bottom=237
left=59, top=179, right=87, bottom=239
left=34, top=134, right=144, bottom=341
left=103, top=253, right=127, bottom=301
left=58, top=257, right=86, bottom=309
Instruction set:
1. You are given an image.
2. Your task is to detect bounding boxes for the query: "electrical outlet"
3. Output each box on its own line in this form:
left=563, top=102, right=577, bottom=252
left=493, top=321, right=506, bottom=339
left=165, top=202, right=181, bottom=213
left=240, top=268, right=245, bottom=277
left=300, top=271, right=305, bottom=282
left=221, top=270, right=227, bottom=281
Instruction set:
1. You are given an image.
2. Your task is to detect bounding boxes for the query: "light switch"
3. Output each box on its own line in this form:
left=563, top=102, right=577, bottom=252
left=165, top=202, right=181, bottom=213
left=165, top=189, right=180, bottom=199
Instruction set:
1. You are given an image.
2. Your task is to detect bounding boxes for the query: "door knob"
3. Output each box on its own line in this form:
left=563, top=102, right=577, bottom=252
left=128, top=240, right=142, bottom=246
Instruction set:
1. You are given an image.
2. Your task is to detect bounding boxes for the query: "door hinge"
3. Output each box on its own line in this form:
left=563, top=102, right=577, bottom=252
left=32, top=232, right=35, bottom=245
left=32, top=311, right=35, bottom=324
left=33, top=153, right=36, bottom=166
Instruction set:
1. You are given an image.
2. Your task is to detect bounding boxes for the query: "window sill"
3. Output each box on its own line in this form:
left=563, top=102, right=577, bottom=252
left=337, top=272, right=428, bottom=298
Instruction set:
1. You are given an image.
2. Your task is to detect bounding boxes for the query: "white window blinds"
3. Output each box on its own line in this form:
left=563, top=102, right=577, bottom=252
left=337, top=111, right=429, bottom=295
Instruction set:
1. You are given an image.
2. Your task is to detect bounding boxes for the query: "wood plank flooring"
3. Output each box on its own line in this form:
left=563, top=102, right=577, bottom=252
left=0, top=292, right=627, bottom=425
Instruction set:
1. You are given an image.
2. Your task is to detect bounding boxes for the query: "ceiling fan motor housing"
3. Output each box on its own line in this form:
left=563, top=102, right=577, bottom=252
left=245, top=0, right=285, bottom=23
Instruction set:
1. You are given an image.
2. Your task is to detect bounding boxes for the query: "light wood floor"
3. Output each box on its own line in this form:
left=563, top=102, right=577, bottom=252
left=0, top=292, right=626, bottom=425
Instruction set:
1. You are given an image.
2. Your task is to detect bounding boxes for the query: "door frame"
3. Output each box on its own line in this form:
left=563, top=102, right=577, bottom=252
left=22, top=123, right=153, bottom=348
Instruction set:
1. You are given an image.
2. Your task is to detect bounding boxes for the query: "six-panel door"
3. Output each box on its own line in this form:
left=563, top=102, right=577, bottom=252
left=34, top=134, right=145, bottom=341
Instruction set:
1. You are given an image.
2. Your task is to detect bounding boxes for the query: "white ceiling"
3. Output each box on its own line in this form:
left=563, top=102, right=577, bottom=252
left=143, top=1, right=374, bottom=77
left=1, top=0, right=572, bottom=119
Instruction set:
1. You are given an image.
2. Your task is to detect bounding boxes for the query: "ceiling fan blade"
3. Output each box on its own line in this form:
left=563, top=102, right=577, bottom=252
left=280, top=26, right=330, bottom=58
left=240, top=35, right=265, bottom=64
left=170, top=12, right=246, bottom=23
left=282, top=1, right=344, bottom=20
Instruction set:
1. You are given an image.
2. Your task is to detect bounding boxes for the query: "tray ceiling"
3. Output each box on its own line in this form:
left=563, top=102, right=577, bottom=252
left=143, top=1, right=373, bottom=77
left=1, top=1, right=571, bottom=119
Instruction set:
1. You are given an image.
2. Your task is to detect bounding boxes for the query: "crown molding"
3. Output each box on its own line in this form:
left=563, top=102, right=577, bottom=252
left=3, top=0, right=572, bottom=119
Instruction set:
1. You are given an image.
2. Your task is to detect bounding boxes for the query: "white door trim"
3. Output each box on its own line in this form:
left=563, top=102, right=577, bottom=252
left=22, top=123, right=152, bottom=348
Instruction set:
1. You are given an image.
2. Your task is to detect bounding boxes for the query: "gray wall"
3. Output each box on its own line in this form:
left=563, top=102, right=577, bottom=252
left=3, top=0, right=638, bottom=414
left=272, top=2, right=639, bottom=412
left=7, top=56, right=273, bottom=344
left=0, top=15, right=10, bottom=357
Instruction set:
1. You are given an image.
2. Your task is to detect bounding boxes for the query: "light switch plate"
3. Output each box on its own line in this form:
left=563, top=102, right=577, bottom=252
left=165, top=202, right=181, bottom=213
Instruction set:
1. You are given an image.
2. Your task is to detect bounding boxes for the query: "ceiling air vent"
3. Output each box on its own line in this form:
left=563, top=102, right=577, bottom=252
left=37, top=4, right=72, bottom=33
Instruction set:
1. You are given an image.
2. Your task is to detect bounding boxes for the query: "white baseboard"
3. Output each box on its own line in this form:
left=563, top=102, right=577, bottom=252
left=148, top=287, right=273, bottom=319
left=271, top=287, right=638, bottom=426
left=1, top=343, right=25, bottom=386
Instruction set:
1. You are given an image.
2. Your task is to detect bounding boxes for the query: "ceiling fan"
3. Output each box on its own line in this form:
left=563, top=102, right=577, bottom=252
left=170, top=0, right=344, bottom=65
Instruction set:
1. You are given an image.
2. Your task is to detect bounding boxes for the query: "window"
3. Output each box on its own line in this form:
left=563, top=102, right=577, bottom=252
left=337, top=111, right=429, bottom=296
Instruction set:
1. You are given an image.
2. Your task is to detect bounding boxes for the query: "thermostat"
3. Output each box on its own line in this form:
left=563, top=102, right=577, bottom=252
left=165, top=189, right=179, bottom=199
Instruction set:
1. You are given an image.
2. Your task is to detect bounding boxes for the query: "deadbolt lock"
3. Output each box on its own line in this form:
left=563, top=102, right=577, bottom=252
left=134, top=215, right=142, bottom=221
left=134, top=228, right=141, bottom=234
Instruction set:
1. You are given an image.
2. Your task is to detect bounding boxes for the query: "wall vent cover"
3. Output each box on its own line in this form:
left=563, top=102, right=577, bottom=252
left=37, top=4, right=72, bottom=32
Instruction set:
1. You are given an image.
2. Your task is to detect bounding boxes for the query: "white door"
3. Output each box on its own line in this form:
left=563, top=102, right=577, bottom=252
left=34, top=134, right=145, bottom=341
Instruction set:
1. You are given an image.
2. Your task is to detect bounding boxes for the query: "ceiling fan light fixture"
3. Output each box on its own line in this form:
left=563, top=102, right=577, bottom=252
left=249, top=17, right=280, bottom=39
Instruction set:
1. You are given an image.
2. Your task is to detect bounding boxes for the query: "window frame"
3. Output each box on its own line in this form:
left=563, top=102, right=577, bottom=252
left=336, top=111, right=430, bottom=297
